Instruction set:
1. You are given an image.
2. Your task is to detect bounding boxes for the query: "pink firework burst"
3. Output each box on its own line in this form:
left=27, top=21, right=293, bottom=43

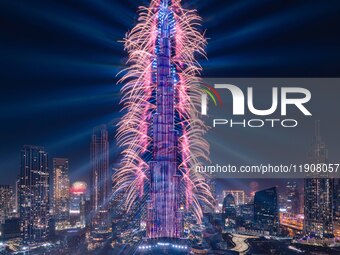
left=113, top=0, right=214, bottom=224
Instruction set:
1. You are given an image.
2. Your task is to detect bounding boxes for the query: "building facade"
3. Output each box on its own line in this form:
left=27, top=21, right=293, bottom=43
left=146, top=2, right=183, bottom=238
left=0, top=185, right=15, bottom=225
left=286, top=181, right=300, bottom=215
left=90, top=125, right=110, bottom=233
left=222, top=194, right=237, bottom=228
left=53, top=158, right=70, bottom=228
left=19, top=145, right=50, bottom=243
left=69, top=182, right=87, bottom=228
left=254, top=187, right=279, bottom=234
left=334, top=179, right=340, bottom=237
left=304, top=122, right=334, bottom=237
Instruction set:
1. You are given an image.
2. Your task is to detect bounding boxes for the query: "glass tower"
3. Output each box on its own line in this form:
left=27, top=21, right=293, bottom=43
left=53, top=158, right=70, bottom=229
left=146, top=0, right=183, bottom=239
left=254, top=187, right=279, bottom=234
left=90, top=125, right=110, bottom=234
left=19, top=145, right=49, bottom=244
left=304, top=121, right=334, bottom=237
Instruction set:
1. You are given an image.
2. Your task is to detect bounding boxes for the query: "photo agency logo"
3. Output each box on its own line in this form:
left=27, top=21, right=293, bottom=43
left=201, top=80, right=312, bottom=128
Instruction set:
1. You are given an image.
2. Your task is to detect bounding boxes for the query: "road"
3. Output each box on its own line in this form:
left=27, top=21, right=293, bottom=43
left=230, top=234, right=256, bottom=255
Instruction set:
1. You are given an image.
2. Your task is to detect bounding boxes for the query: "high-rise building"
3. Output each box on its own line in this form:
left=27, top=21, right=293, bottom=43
left=254, top=187, right=279, bottom=234
left=245, top=192, right=255, bottom=204
left=90, top=125, right=110, bottom=233
left=222, top=190, right=245, bottom=205
left=115, top=0, right=212, bottom=246
left=0, top=185, right=15, bottom=225
left=334, top=179, right=340, bottom=216
left=69, top=182, right=87, bottom=228
left=222, top=194, right=236, bottom=228
left=19, top=145, right=50, bottom=244
left=203, top=178, right=216, bottom=213
left=334, top=179, right=340, bottom=237
left=304, top=122, right=334, bottom=238
left=53, top=158, right=70, bottom=228
left=15, top=178, right=20, bottom=216
left=286, top=181, right=300, bottom=215
left=146, top=3, right=184, bottom=238
left=239, top=204, right=254, bottom=223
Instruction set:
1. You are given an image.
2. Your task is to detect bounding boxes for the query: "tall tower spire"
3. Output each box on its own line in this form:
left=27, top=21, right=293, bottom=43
left=147, top=1, right=182, bottom=238
left=114, top=0, right=214, bottom=241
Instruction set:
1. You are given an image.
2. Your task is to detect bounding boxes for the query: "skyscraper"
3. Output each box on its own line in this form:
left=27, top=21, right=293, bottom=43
left=115, top=0, right=213, bottom=244
left=203, top=178, right=216, bottom=213
left=334, top=179, right=340, bottom=237
left=254, top=187, right=279, bottom=234
left=286, top=181, right=300, bottom=215
left=222, top=194, right=237, bottom=228
left=15, top=178, right=20, bottom=216
left=146, top=2, right=183, bottom=238
left=53, top=158, right=70, bottom=229
left=90, top=125, right=110, bottom=233
left=19, top=145, right=49, bottom=244
left=0, top=185, right=15, bottom=225
left=69, top=182, right=87, bottom=228
left=304, top=121, right=334, bottom=237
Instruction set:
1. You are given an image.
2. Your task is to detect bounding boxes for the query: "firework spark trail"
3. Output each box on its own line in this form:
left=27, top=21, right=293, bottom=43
left=113, top=0, right=213, bottom=225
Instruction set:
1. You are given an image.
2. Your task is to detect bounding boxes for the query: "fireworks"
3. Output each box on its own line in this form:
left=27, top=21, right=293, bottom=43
left=113, top=0, right=213, bottom=226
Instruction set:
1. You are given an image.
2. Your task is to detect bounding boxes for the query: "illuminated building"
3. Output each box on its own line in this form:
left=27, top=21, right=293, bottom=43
left=334, top=179, right=340, bottom=237
left=285, top=181, right=300, bottom=215
left=0, top=185, right=15, bottom=225
left=254, top=187, right=279, bottom=234
left=203, top=179, right=216, bottom=213
left=245, top=192, right=255, bottom=204
left=304, top=121, right=334, bottom=237
left=145, top=0, right=184, bottom=238
left=69, top=182, right=87, bottom=228
left=239, top=204, right=254, bottom=223
left=222, top=190, right=245, bottom=205
left=222, top=194, right=236, bottom=227
left=90, top=125, right=110, bottom=234
left=15, top=178, right=19, bottom=216
left=0, top=185, right=16, bottom=240
left=280, top=212, right=303, bottom=236
left=19, top=145, right=50, bottom=243
left=114, top=0, right=213, bottom=245
left=53, top=158, right=70, bottom=228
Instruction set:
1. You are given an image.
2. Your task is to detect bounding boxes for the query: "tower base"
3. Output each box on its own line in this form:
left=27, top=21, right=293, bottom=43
left=137, top=238, right=190, bottom=255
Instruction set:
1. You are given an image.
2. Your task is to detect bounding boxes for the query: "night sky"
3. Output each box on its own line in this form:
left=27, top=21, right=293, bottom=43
left=1, top=0, right=340, bottom=192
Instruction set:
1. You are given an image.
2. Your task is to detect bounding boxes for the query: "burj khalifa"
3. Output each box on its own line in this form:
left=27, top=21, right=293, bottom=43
left=147, top=2, right=183, bottom=238
left=114, top=0, right=213, bottom=245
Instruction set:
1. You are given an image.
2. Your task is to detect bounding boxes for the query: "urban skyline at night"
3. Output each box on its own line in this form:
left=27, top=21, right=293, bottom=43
left=1, top=0, right=340, bottom=254
left=0, top=121, right=339, bottom=253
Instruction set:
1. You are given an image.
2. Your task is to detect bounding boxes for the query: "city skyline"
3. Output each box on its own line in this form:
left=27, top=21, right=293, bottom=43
left=1, top=0, right=340, bottom=254
left=0, top=133, right=338, bottom=253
